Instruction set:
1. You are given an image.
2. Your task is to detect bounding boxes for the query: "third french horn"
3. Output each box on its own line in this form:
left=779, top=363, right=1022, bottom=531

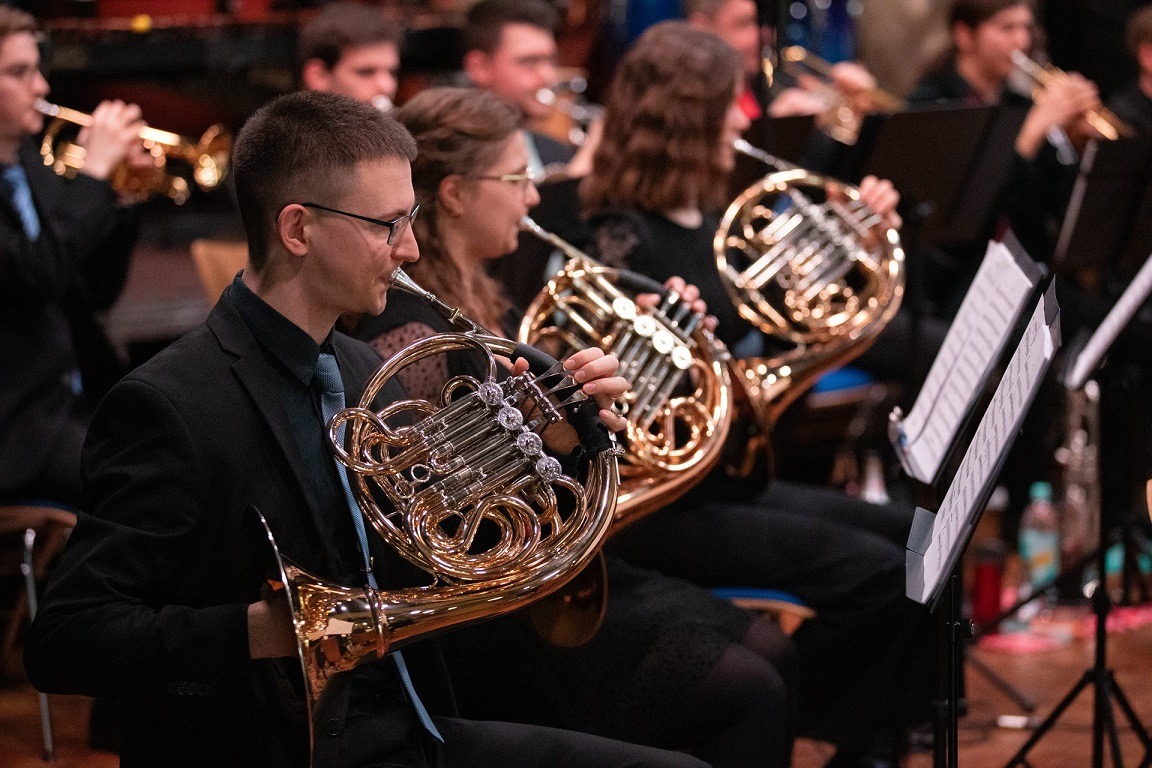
left=717, top=139, right=905, bottom=458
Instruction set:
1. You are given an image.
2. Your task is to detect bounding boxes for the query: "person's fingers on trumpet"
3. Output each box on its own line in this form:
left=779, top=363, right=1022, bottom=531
left=857, top=175, right=902, bottom=230
left=828, top=61, right=877, bottom=95
left=76, top=100, right=146, bottom=181
left=768, top=87, right=825, bottom=118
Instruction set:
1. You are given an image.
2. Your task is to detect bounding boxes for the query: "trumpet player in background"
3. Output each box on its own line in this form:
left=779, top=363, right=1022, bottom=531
left=462, top=0, right=600, bottom=180
left=298, top=2, right=402, bottom=112
left=355, top=85, right=798, bottom=768
left=582, top=22, right=933, bottom=768
left=25, top=88, right=708, bottom=768
left=685, top=0, right=882, bottom=127
left=909, top=0, right=1106, bottom=280
left=0, top=6, right=145, bottom=508
left=1107, top=4, right=1152, bottom=134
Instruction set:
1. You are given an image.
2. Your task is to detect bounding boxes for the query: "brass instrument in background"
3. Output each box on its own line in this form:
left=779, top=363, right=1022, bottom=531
left=260, top=269, right=621, bottom=761
left=518, top=216, right=733, bottom=646
left=769, top=46, right=905, bottom=145
left=716, top=139, right=905, bottom=471
left=533, top=72, right=602, bottom=147
left=36, top=99, right=231, bottom=204
left=1010, top=51, right=1134, bottom=141
left=1055, top=380, right=1101, bottom=567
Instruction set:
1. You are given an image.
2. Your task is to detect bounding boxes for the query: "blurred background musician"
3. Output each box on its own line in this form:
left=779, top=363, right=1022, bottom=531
left=686, top=0, right=880, bottom=126
left=298, top=2, right=403, bottom=111
left=1107, top=3, right=1152, bottom=134
left=462, top=0, right=598, bottom=180
left=0, top=6, right=144, bottom=508
left=462, top=0, right=596, bottom=309
left=908, top=0, right=1105, bottom=283
left=357, top=85, right=797, bottom=768
left=581, top=21, right=933, bottom=768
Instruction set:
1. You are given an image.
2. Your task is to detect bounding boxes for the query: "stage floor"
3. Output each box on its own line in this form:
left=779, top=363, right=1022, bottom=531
left=2, top=612, right=1150, bottom=767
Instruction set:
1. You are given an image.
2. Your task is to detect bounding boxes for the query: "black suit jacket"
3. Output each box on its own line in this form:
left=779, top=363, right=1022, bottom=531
left=0, top=141, right=137, bottom=495
left=25, top=287, right=454, bottom=768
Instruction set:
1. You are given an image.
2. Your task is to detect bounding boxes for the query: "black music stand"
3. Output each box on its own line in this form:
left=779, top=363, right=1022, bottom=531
left=905, top=284, right=1061, bottom=768
left=1052, top=140, right=1152, bottom=605
left=1053, top=137, right=1152, bottom=275
left=842, top=104, right=1025, bottom=248
left=1004, top=252, right=1152, bottom=768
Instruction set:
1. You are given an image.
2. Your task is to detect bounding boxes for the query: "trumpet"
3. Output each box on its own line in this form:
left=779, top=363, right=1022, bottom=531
left=36, top=99, right=231, bottom=204
left=534, top=74, right=602, bottom=146
left=768, top=46, right=904, bottom=145
left=1010, top=51, right=1134, bottom=141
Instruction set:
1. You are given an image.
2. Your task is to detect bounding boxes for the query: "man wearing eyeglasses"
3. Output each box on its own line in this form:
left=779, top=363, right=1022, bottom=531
left=26, top=89, right=707, bottom=768
left=0, top=6, right=144, bottom=509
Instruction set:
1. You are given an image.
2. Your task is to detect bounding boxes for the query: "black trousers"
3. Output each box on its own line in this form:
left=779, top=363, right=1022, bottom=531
left=336, top=711, right=712, bottom=768
left=609, top=480, right=934, bottom=754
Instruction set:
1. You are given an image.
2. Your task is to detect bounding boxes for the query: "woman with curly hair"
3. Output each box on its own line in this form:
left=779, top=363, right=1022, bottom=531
left=583, top=21, right=931, bottom=768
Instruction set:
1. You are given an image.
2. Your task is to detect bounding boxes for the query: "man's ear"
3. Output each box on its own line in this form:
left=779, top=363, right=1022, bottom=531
left=462, top=49, right=492, bottom=87
left=1138, top=41, right=1152, bottom=76
left=953, top=22, right=974, bottom=54
left=276, top=203, right=311, bottom=257
left=301, top=58, right=333, bottom=92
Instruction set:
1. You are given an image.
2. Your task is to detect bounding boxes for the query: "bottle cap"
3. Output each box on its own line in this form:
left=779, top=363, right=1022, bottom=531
left=1029, top=481, right=1052, bottom=501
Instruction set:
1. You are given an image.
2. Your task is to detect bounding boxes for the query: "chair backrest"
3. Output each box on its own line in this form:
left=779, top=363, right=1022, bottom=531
left=190, top=239, right=249, bottom=303
left=0, top=505, right=76, bottom=680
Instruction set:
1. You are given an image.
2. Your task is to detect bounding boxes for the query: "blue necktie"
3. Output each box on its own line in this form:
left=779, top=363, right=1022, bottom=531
left=2, top=164, right=41, bottom=241
left=315, top=352, right=443, bottom=742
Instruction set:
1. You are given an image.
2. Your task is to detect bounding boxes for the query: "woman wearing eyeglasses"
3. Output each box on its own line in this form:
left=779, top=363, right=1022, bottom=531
left=354, top=86, right=797, bottom=768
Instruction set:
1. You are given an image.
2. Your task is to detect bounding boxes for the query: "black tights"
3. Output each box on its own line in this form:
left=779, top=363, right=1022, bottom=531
left=684, top=617, right=796, bottom=768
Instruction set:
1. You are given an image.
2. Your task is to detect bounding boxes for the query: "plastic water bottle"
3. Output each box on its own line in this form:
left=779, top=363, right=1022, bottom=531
left=1019, top=482, right=1060, bottom=597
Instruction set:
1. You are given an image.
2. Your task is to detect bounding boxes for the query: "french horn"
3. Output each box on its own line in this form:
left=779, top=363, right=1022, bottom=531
left=520, top=215, right=732, bottom=528
left=36, top=99, right=231, bottom=204
left=717, top=139, right=905, bottom=467
left=259, top=268, right=621, bottom=762
left=517, top=216, right=733, bottom=647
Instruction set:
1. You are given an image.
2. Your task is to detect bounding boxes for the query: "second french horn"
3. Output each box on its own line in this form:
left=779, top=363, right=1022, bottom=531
left=520, top=215, right=733, bottom=530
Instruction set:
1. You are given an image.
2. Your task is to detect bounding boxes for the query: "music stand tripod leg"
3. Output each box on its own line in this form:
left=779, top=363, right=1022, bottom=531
left=1108, top=678, right=1152, bottom=766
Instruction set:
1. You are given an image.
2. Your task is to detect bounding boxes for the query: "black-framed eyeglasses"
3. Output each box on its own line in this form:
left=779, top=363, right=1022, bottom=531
left=300, top=202, right=420, bottom=246
left=469, top=168, right=537, bottom=189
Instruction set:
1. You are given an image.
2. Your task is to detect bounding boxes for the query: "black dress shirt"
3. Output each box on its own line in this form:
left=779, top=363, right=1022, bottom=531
left=228, top=276, right=366, bottom=583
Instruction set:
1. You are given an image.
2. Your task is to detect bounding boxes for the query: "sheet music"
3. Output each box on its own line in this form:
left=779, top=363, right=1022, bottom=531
left=895, top=240, right=1038, bottom=483
left=1065, top=250, right=1152, bottom=391
left=911, top=293, right=1059, bottom=604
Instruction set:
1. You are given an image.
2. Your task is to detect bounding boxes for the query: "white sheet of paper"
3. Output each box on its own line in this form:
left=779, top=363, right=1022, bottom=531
left=896, top=240, right=1036, bottom=482
left=1065, top=250, right=1152, bottom=391
left=914, top=296, right=1057, bottom=603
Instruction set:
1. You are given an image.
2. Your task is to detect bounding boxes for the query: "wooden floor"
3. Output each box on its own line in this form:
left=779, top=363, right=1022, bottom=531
left=2, top=615, right=1150, bottom=768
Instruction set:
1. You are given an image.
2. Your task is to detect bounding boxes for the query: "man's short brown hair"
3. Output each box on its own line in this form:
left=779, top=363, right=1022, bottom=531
left=231, top=90, right=417, bottom=271
left=298, top=2, right=403, bottom=70
left=0, top=6, right=37, bottom=41
left=462, top=0, right=559, bottom=56
left=1127, top=4, right=1152, bottom=58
